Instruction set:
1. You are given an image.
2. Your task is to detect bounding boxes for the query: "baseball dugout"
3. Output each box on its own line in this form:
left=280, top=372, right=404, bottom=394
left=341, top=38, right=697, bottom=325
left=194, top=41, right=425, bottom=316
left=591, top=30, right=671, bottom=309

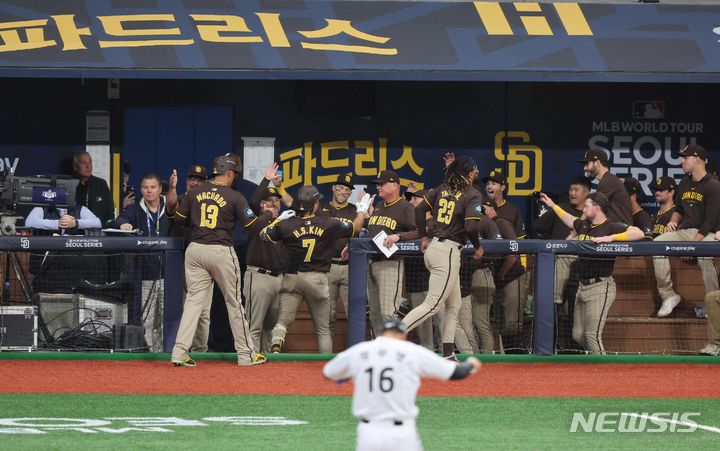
left=348, top=239, right=715, bottom=355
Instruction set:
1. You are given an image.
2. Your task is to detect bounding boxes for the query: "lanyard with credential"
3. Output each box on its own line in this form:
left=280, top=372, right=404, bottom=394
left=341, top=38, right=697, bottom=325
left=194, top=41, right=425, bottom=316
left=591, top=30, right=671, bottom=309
left=146, top=200, right=163, bottom=237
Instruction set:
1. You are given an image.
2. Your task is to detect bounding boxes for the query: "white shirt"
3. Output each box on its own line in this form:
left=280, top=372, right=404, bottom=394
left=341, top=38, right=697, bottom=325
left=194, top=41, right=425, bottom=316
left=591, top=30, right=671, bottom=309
left=323, top=337, right=456, bottom=421
left=25, top=206, right=101, bottom=231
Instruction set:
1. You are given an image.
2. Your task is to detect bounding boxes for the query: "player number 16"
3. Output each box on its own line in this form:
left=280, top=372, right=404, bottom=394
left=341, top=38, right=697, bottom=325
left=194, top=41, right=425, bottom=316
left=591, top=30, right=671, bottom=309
left=364, top=366, right=394, bottom=393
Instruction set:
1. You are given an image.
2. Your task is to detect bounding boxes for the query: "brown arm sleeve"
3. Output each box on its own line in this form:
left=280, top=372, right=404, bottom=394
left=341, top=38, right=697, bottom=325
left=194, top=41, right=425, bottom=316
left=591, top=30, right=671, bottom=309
left=249, top=178, right=271, bottom=215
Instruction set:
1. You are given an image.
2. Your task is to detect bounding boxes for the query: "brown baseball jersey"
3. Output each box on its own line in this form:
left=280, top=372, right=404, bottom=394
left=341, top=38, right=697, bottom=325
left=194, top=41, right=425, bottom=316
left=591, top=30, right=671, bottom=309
left=495, top=199, right=526, bottom=238
left=246, top=210, right=287, bottom=273
left=318, top=201, right=358, bottom=258
left=367, top=197, right=418, bottom=241
left=531, top=202, right=582, bottom=239
left=169, top=192, right=193, bottom=245
left=573, top=219, right=628, bottom=279
left=418, top=185, right=484, bottom=249
left=651, top=204, right=677, bottom=237
left=632, top=209, right=653, bottom=240
left=461, top=214, right=503, bottom=288
left=675, top=173, right=720, bottom=236
left=174, top=181, right=257, bottom=246
left=264, top=215, right=354, bottom=273
left=492, top=217, right=525, bottom=288
left=596, top=172, right=633, bottom=225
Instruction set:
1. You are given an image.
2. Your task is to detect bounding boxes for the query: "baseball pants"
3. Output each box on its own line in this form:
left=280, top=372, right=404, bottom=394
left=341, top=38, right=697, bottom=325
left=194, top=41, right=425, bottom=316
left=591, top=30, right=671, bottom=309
left=704, top=290, right=720, bottom=347
left=244, top=268, right=281, bottom=354
left=555, top=255, right=578, bottom=304
left=496, top=276, right=526, bottom=337
left=328, top=262, right=349, bottom=338
left=172, top=243, right=257, bottom=364
left=572, top=276, right=616, bottom=354
left=409, top=291, right=435, bottom=350
left=653, top=229, right=719, bottom=301
left=402, top=240, right=462, bottom=345
left=470, top=267, right=496, bottom=354
left=272, top=272, right=332, bottom=353
left=455, top=295, right=479, bottom=354
left=186, top=276, right=212, bottom=352
left=356, top=419, right=422, bottom=451
left=368, top=259, right=404, bottom=334
left=412, top=292, right=477, bottom=353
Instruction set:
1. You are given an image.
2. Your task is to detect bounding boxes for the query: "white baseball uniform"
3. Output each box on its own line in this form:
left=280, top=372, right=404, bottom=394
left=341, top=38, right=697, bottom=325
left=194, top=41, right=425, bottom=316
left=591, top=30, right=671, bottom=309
left=323, top=336, right=457, bottom=451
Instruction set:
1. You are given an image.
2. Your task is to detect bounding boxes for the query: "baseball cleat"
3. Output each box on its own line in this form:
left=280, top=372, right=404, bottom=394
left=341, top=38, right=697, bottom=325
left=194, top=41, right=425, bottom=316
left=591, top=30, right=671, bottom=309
left=657, top=294, right=681, bottom=317
left=239, top=353, right=267, bottom=366
left=699, top=344, right=720, bottom=356
left=271, top=341, right=283, bottom=353
left=172, top=357, right=197, bottom=367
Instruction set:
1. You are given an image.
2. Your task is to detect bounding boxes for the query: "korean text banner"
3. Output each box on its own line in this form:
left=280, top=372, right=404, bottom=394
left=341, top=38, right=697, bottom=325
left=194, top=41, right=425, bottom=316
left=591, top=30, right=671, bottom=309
left=2, top=1, right=720, bottom=81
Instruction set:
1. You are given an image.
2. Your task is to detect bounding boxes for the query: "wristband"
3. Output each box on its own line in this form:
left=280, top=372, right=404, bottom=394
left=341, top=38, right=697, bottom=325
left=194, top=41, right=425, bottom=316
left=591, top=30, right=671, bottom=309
left=551, top=204, right=568, bottom=218
left=610, top=231, right=630, bottom=242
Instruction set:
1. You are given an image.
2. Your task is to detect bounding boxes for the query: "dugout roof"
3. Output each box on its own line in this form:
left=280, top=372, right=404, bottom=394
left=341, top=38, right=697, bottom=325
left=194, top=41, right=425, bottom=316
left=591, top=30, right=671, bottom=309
left=1, top=0, right=720, bottom=82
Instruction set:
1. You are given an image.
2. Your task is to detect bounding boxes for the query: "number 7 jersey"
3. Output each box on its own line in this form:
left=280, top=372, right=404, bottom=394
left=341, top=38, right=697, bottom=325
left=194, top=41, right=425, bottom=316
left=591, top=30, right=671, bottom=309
left=264, top=215, right=354, bottom=273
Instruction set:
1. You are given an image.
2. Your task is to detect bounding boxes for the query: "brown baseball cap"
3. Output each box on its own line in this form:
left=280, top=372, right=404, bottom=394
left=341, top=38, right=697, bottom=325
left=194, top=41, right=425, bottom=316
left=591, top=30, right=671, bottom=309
left=372, top=170, right=400, bottom=184
left=623, top=177, right=644, bottom=201
left=481, top=168, right=507, bottom=185
left=678, top=144, right=707, bottom=160
left=649, top=176, right=677, bottom=191
left=335, top=173, right=355, bottom=189
left=404, top=189, right=427, bottom=201
left=187, top=164, right=208, bottom=180
left=263, top=186, right=282, bottom=200
left=578, top=148, right=609, bottom=163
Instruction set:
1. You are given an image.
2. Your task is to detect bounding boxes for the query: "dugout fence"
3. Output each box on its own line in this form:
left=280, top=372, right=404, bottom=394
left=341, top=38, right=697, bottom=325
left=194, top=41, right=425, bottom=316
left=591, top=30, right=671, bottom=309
left=348, top=239, right=716, bottom=355
left=0, top=236, right=184, bottom=352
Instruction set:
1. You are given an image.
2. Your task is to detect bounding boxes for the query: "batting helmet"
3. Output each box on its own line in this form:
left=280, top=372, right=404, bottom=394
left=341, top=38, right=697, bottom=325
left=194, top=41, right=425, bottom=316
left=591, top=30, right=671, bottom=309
left=380, top=318, right=408, bottom=334
left=211, top=155, right=240, bottom=176
left=293, top=185, right=323, bottom=212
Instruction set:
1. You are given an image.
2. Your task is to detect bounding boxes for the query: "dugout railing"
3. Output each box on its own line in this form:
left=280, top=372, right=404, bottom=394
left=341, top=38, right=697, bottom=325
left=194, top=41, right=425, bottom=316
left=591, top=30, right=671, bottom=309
left=348, top=238, right=717, bottom=355
left=0, top=236, right=184, bottom=353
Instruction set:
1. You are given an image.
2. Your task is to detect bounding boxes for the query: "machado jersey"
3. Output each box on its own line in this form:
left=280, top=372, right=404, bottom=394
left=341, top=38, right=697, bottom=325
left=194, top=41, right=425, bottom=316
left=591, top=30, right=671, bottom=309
left=175, top=181, right=256, bottom=246
left=265, top=215, right=354, bottom=273
left=323, top=336, right=456, bottom=421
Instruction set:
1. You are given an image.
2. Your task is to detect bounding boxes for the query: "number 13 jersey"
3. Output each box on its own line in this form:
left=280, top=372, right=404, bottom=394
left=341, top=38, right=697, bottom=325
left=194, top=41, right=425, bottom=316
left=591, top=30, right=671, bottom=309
left=175, top=181, right=257, bottom=246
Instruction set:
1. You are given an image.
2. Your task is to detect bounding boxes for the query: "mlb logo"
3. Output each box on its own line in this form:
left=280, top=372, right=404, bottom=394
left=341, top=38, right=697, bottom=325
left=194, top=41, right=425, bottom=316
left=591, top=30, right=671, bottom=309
left=41, top=189, right=57, bottom=200
left=633, top=100, right=664, bottom=119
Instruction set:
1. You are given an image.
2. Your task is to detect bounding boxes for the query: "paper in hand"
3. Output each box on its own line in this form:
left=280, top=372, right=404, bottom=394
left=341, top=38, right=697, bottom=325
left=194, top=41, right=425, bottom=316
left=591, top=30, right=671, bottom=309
left=372, top=231, right=398, bottom=258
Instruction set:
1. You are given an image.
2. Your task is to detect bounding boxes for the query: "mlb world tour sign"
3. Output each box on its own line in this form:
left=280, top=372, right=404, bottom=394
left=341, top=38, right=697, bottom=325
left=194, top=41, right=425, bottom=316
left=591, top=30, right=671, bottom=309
left=2, top=1, right=720, bottom=81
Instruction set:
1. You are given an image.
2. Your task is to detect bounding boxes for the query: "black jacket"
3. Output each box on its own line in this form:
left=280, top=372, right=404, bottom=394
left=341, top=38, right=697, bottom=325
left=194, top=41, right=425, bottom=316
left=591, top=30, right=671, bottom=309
left=75, top=175, right=115, bottom=228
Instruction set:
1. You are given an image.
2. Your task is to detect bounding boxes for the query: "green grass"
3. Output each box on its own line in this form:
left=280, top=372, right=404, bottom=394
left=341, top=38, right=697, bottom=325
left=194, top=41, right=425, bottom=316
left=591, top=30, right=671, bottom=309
left=0, top=395, right=717, bottom=450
